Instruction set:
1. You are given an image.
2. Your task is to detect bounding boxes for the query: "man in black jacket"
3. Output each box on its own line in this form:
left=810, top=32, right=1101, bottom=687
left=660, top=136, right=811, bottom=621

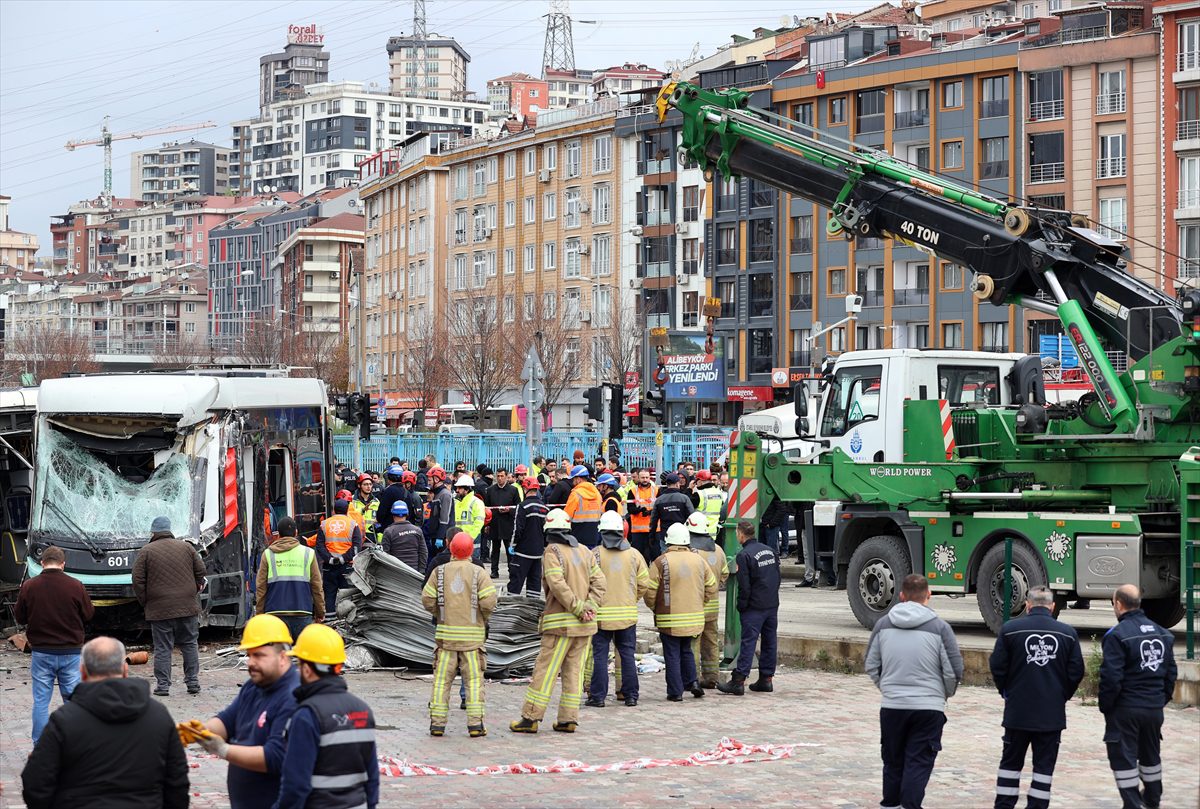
left=988, top=585, right=1085, bottom=809
left=509, top=477, right=548, bottom=595
left=648, top=473, right=694, bottom=558
left=1099, top=584, right=1178, bottom=809
left=22, top=636, right=189, bottom=809
left=484, top=468, right=521, bottom=578
left=718, top=520, right=780, bottom=696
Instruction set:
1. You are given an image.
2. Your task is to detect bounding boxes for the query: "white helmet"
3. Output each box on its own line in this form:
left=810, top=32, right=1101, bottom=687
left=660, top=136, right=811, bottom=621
left=455, top=475, right=474, bottom=489
left=598, top=511, right=624, bottom=534
left=686, top=511, right=711, bottom=534
left=665, top=523, right=691, bottom=546
left=544, top=508, right=571, bottom=531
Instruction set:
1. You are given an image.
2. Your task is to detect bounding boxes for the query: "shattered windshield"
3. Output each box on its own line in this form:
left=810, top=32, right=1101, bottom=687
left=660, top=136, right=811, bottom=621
left=33, top=425, right=195, bottom=543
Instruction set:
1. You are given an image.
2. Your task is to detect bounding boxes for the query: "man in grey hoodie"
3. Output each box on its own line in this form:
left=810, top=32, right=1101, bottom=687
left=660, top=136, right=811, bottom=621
left=865, top=574, right=964, bottom=809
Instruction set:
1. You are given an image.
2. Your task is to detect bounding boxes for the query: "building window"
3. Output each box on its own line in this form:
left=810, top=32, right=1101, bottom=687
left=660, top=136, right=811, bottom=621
left=505, top=200, right=515, bottom=227
left=564, top=188, right=582, bottom=227
left=524, top=293, right=535, bottom=320
left=503, top=294, right=515, bottom=323
left=592, top=183, right=612, bottom=224
left=717, top=225, right=736, bottom=265
left=791, top=214, right=813, bottom=254
left=1181, top=156, right=1200, bottom=208
left=524, top=195, right=535, bottom=224
left=544, top=241, right=557, bottom=269
left=941, top=140, right=963, bottom=170
left=1179, top=225, right=1200, bottom=279
left=856, top=89, right=885, bottom=133
left=1029, top=131, right=1065, bottom=183
left=829, top=96, right=847, bottom=124
left=565, top=140, right=582, bottom=178
left=454, top=254, right=467, bottom=290
left=1097, top=133, right=1126, bottom=178
left=524, top=244, right=536, bottom=273
left=980, top=75, right=1009, bottom=118
left=749, top=274, right=774, bottom=316
left=981, top=321, right=1008, bottom=352
left=980, top=136, right=1009, bottom=178
left=504, top=247, right=515, bottom=275
left=564, top=238, right=581, bottom=278
left=543, top=192, right=557, bottom=220
left=942, top=262, right=965, bottom=291
left=544, top=143, right=557, bottom=170
left=1098, top=197, right=1127, bottom=241
left=682, top=291, right=699, bottom=328
left=793, top=102, right=814, bottom=127
left=829, top=268, right=846, bottom=295
left=682, top=186, right=699, bottom=222
left=749, top=219, right=775, bottom=263
left=1097, top=69, right=1126, bottom=115
left=593, top=234, right=612, bottom=276
left=1028, top=70, right=1064, bottom=120
left=717, top=177, right=737, bottom=211
left=747, top=329, right=774, bottom=375
left=592, top=135, right=612, bottom=173
left=790, top=271, right=813, bottom=311
left=543, top=292, right=557, bottom=319
left=681, top=238, right=699, bottom=275
left=1181, top=21, right=1200, bottom=71
left=941, top=80, right=963, bottom=109
left=942, top=322, right=964, bottom=349
left=524, top=149, right=536, bottom=175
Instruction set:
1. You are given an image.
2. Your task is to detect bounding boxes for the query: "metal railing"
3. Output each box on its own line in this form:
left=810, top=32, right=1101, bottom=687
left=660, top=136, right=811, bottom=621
left=1030, top=162, right=1065, bottom=183
left=1179, top=50, right=1200, bottom=71
left=894, top=109, right=929, bottom=129
left=894, top=288, right=930, bottom=306
left=857, top=114, right=886, bottom=134
left=981, top=160, right=1009, bottom=179
left=1179, top=189, right=1200, bottom=209
left=1028, top=99, right=1064, bottom=120
left=862, top=290, right=884, bottom=307
left=1095, top=92, right=1126, bottom=115
left=1178, top=120, right=1200, bottom=140
left=790, top=237, right=813, bottom=254
left=789, top=350, right=812, bottom=366
left=1096, top=157, right=1126, bottom=178
left=1179, top=257, right=1200, bottom=279
left=789, top=293, right=813, bottom=311
left=749, top=246, right=775, bottom=263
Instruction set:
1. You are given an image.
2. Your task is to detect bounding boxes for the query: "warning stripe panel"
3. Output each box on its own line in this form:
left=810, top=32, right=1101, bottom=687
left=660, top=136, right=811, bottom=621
left=939, top=399, right=955, bottom=460
left=736, top=479, right=758, bottom=520
left=223, top=447, right=239, bottom=537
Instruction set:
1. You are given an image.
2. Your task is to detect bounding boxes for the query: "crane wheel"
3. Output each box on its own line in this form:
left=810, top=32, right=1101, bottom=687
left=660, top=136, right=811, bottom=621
left=1003, top=208, right=1032, bottom=237
left=972, top=275, right=995, bottom=300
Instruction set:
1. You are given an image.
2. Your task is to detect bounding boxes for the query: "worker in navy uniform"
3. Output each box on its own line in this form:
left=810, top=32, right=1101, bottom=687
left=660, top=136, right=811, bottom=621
left=1099, top=584, right=1178, bottom=809
left=718, top=519, right=780, bottom=696
left=272, top=624, right=378, bottom=809
left=988, top=585, right=1084, bottom=809
left=647, top=472, right=694, bottom=559
left=509, top=477, right=548, bottom=595
left=373, top=464, right=407, bottom=541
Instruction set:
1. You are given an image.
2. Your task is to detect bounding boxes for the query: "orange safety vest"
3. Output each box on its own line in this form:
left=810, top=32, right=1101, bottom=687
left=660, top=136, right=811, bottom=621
left=320, top=514, right=355, bottom=555
left=629, top=483, right=657, bottom=533
left=565, top=483, right=603, bottom=523
left=603, top=493, right=626, bottom=517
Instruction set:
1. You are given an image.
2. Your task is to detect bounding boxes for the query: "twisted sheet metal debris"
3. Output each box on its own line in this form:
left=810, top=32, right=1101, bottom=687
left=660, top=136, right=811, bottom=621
left=338, top=548, right=545, bottom=677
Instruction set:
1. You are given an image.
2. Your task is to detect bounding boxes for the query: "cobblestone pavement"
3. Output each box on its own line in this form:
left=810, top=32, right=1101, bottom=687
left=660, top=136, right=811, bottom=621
left=1, top=644, right=1197, bottom=809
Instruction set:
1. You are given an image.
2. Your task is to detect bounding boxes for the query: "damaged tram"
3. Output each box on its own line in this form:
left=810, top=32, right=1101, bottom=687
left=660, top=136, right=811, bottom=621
left=26, top=374, right=332, bottom=629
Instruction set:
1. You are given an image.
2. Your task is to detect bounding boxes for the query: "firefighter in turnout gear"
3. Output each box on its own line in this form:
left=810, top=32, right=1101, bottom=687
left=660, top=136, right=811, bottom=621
left=1099, top=584, right=1178, bottom=809
left=685, top=510, right=729, bottom=689
left=453, top=475, right=486, bottom=559
left=315, top=499, right=363, bottom=617
left=645, top=523, right=717, bottom=701
left=274, top=624, right=378, bottom=809
left=421, top=533, right=498, bottom=738
left=510, top=509, right=606, bottom=734
left=586, top=511, right=648, bottom=708
left=692, top=470, right=725, bottom=539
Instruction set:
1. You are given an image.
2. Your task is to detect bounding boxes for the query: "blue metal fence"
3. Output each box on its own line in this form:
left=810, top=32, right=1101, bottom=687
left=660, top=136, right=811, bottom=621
left=332, top=430, right=731, bottom=473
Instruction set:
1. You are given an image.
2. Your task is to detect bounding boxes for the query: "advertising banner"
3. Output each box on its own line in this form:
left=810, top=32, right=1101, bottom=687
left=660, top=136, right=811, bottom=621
left=659, top=332, right=725, bottom=402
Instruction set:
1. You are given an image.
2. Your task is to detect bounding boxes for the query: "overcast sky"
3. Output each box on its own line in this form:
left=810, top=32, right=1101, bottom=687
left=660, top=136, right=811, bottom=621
left=0, top=0, right=875, bottom=253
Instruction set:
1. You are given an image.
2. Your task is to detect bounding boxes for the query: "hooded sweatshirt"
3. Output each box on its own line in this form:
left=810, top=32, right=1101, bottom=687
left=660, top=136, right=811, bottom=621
left=22, top=677, right=189, bottom=809
left=865, top=601, right=964, bottom=712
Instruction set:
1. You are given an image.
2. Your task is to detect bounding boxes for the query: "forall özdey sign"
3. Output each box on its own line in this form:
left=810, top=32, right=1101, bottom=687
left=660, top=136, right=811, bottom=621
left=287, top=24, right=325, bottom=45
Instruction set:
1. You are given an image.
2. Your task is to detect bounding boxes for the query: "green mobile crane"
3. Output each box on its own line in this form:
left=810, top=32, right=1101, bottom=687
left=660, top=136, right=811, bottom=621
left=656, top=81, right=1200, bottom=637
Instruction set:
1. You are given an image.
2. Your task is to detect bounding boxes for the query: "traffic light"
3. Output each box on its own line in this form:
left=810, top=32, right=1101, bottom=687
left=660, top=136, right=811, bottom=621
left=643, top=389, right=664, bottom=422
left=358, top=395, right=373, bottom=441
left=344, top=393, right=362, bottom=426
left=607, top=383, right=624, bottom=439
left=333, top=394, right=352, bottom=424
left=583, top=386, right=604, bottom=422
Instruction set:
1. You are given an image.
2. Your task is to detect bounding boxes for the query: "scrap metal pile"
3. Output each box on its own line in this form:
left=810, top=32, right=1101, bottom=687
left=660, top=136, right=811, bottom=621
left=338, top=548, right=545, bottom=676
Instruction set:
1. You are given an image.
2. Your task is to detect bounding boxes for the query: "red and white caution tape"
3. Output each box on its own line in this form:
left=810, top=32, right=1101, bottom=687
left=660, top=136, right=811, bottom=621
left=377, top=736, right=819, bottom=777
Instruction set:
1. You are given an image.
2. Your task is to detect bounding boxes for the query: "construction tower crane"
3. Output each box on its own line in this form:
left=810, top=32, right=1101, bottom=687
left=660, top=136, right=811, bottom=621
left=65, top=116, right=217, bottom=207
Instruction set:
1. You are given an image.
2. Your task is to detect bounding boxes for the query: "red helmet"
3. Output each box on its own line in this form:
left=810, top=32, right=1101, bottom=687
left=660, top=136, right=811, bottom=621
left=484, top=507, right=493, bottom=526
left=357, top=473, right=372, bottom=485
left=514, top=464, right=528, bottom=476
left=335, top=489, right=353, bottom=502
left=522, top=476, right=540, bottom=490
left=696, top=469, right=713, bottom=482
left=449, top=531, right=474, bottom=559
left=430, top=467, right=447, bottom=482
left=402, top=470, right=417, bottom=485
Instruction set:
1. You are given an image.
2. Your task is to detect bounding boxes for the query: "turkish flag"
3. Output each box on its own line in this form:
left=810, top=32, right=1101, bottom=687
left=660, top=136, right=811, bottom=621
left=816, top=70, right=825, bottom=89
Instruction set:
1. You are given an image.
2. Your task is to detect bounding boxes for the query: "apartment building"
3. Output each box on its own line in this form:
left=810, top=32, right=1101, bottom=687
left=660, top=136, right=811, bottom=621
left=764, top=29, right=1023, bottom=406
left=50, top=198, right=139, bottom=274
left=0, top=196, right=40, bottom=272
left=129, top=140, right=231, bottom=204
left=115, top=203, right=174, bottom=276
left=119, top=273, right=209, bottom=355
left=487, top=73, right=550, bottom=121
left=276, top=212, right=364, bottom=351
left=260, top=34, right=330, bottom=117
left=1157, top=0, right=1200, bottom=291
left=922, top=0, right=1067, bottom=31
left=591, top=63, right=666, bottom=98
left=386, top=34, right=470, bottom=100
left=358, top=98, right=627, bottom=425
left=545, top=68, right=593, bottom=108
left=247, top=81, right=489, bottom=196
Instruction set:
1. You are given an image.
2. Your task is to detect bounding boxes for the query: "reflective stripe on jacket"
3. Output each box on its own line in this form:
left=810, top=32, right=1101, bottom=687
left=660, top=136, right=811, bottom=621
left=264, top=544, right=316, bottom=615
left=593, top=545, right=648, bottom=630
left=628, top=483, right=657, bottom=533
left=320, top=515, right=355, bottom=556
left=644, top=546, right=716, bottom=637
left=454, top=495, right=485, bottom=541
left=421, top=559, right=497, bottom=650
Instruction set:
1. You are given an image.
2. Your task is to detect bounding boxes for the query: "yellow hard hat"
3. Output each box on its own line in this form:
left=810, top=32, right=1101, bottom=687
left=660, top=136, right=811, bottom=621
left=289, top=623, right=346, bottom=666
left=238, top=614, right=294, bottom=650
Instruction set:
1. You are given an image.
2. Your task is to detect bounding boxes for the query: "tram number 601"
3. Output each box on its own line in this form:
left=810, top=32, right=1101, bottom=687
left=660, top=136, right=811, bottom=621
left=107, top=555, right=129, bottom=567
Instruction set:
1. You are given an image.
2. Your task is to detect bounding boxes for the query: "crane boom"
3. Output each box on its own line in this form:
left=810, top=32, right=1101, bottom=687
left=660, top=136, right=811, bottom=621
left=660, top=81, right=1186, bottom=434
left=64, top=118, right=218, bottom=207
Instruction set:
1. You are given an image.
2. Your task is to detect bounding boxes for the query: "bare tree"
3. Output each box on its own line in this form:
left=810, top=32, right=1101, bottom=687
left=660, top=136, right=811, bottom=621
left=234, top=319, right=286, bottom=367
left=151, top=335, right=212, bottom=370
left=1, top=324, right=100, bottom=384
left=405, top=312, right=449, bottom=414
left=595, top=296, right=644, bottom=389
left=518, top=299, right=588, bottom=420
left=293, top=331, right=350, bottom=394
left=444, top=292, right=516, bottom=413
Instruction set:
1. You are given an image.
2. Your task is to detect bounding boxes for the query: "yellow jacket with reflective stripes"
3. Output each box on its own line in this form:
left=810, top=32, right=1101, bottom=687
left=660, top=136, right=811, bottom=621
left=592, top=545, right=649, bottom=631
left=644, top=546, right=717, bottom=637
left=540, top=537, right=607, bottom=637
left=454, top=493, right=485, bottom=541
left=698, top=546, right=729, bottom=619
left=421, top=559, right=497, bottom=651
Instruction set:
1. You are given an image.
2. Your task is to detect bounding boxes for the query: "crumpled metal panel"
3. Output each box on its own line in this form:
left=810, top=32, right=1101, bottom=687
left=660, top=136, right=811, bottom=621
left=339, top=548, right=545, bottom=676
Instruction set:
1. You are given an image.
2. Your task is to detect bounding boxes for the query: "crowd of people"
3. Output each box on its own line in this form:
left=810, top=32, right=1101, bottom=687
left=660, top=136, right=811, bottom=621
left=10, top=448, right=1183, bottom=809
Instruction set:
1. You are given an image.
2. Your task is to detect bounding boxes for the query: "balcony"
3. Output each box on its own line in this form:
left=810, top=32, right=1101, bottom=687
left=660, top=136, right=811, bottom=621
left=979, top=99, right=1009, bottom=119
left=639, top=158, right=670, bottom=175
left=789, top=350, right=812, bottom=367
left=640, top=209, right=671, bottom=227
left=1179, top=189, right=1200, bottom=211
left=861, top=290, right=884, bottom=307
left=856, top=114, right=886, bottom=134
left=716, top=249, right=737, bottom=266
left=1095, top=92, right=1126, bottom=115
left=1179, top=257, right=1200, bottom=279
left=641, top=261, right=672, bottom=278
left=749, top=246, right=775, bottom=263
left=1178, top=50, right=1200, bottom=71
left=789, top=293, right=813, bottom=311
left=646, top=313, right=672, bottom=329
left=1027, top=99, right=1064, bottom=121
left=1030, top=162, right=1065, bottom=183
left=790, top=237, right=813, bottom=254
left=1096, top=157, right=1126, bottom=179
left=980, top=160, right=1009, bottom=179
left=453, top=230, right=467, bottom=246
left=748, top=354, right=773, bottom=375
left=893, top=109, right=929, bottom=129
left=894, top=288, right=930, bottom=306
left=717, top=195, right=738, bottom=212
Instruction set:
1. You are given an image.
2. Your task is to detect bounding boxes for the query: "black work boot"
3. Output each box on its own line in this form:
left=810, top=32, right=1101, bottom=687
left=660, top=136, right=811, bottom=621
left=552, top=720, right=578, bottom=733
left=509, top=717, right=539, bottom=734
left=687, top=681, right=705, bottom=698
left=748, top=676, right=774, bottom=693
left=716, top=675, right=746, bottom=696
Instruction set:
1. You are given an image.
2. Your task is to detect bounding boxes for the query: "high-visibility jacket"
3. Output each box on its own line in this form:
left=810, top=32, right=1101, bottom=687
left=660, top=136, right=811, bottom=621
left=565, top=481, right=603, bottom=547
left=696, top=486, right=726, bottom=538
left=318, top=514, right=357, bottom=556
left=454, top=493, right=485, bottom=541
left=602, top=493, right=626, bottom=517
left=353, top=494, right=379, bottom=542
left=644, top=546, right=717, bottom=637
left=346, top=501, right=367, bottom=538
left=593, top=545, right=648, bottom=631
left=627, top=483, right=657, bottom=534
left=539, top=535, right=606, bottom=637
left=291, top=679, right=377, bottom=809
left=263, top=544, right=317, bottom=615
left=421, top=558, right=497, bottom=650
left=692, top=540, right=730, bottom=620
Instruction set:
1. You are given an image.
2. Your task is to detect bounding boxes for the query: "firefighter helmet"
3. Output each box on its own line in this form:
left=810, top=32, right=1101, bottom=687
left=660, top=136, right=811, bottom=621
left=665, top=523, right=691, bottom=546
left=599, top=511, right=624, bottom=534
left=544, top=508, right=571, bottom=531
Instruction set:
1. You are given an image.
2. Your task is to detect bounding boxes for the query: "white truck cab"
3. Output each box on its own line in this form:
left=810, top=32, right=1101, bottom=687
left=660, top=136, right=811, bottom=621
left=811, top=349, right=1026, bottom=463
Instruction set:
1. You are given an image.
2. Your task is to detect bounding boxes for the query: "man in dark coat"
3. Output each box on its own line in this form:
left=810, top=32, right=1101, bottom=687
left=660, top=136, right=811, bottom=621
left=22, top=636, right=190, bottom=809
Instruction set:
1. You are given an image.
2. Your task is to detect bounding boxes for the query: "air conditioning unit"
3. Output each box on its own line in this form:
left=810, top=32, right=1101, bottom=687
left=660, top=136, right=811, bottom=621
left=580, top=310, right=592, bottom=322
left=538, top=169, right=552, bottom=183
left=630, top=225, right=644, bottom=237
left=675, top=222, right=688, bottom=235
left=578, top=244, right=590, bottom=255
left=579, top=202, right=591, bottom=213
left=481, top=228, right=493, bottom=238
left=676, top=272, right=687, bottom=284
